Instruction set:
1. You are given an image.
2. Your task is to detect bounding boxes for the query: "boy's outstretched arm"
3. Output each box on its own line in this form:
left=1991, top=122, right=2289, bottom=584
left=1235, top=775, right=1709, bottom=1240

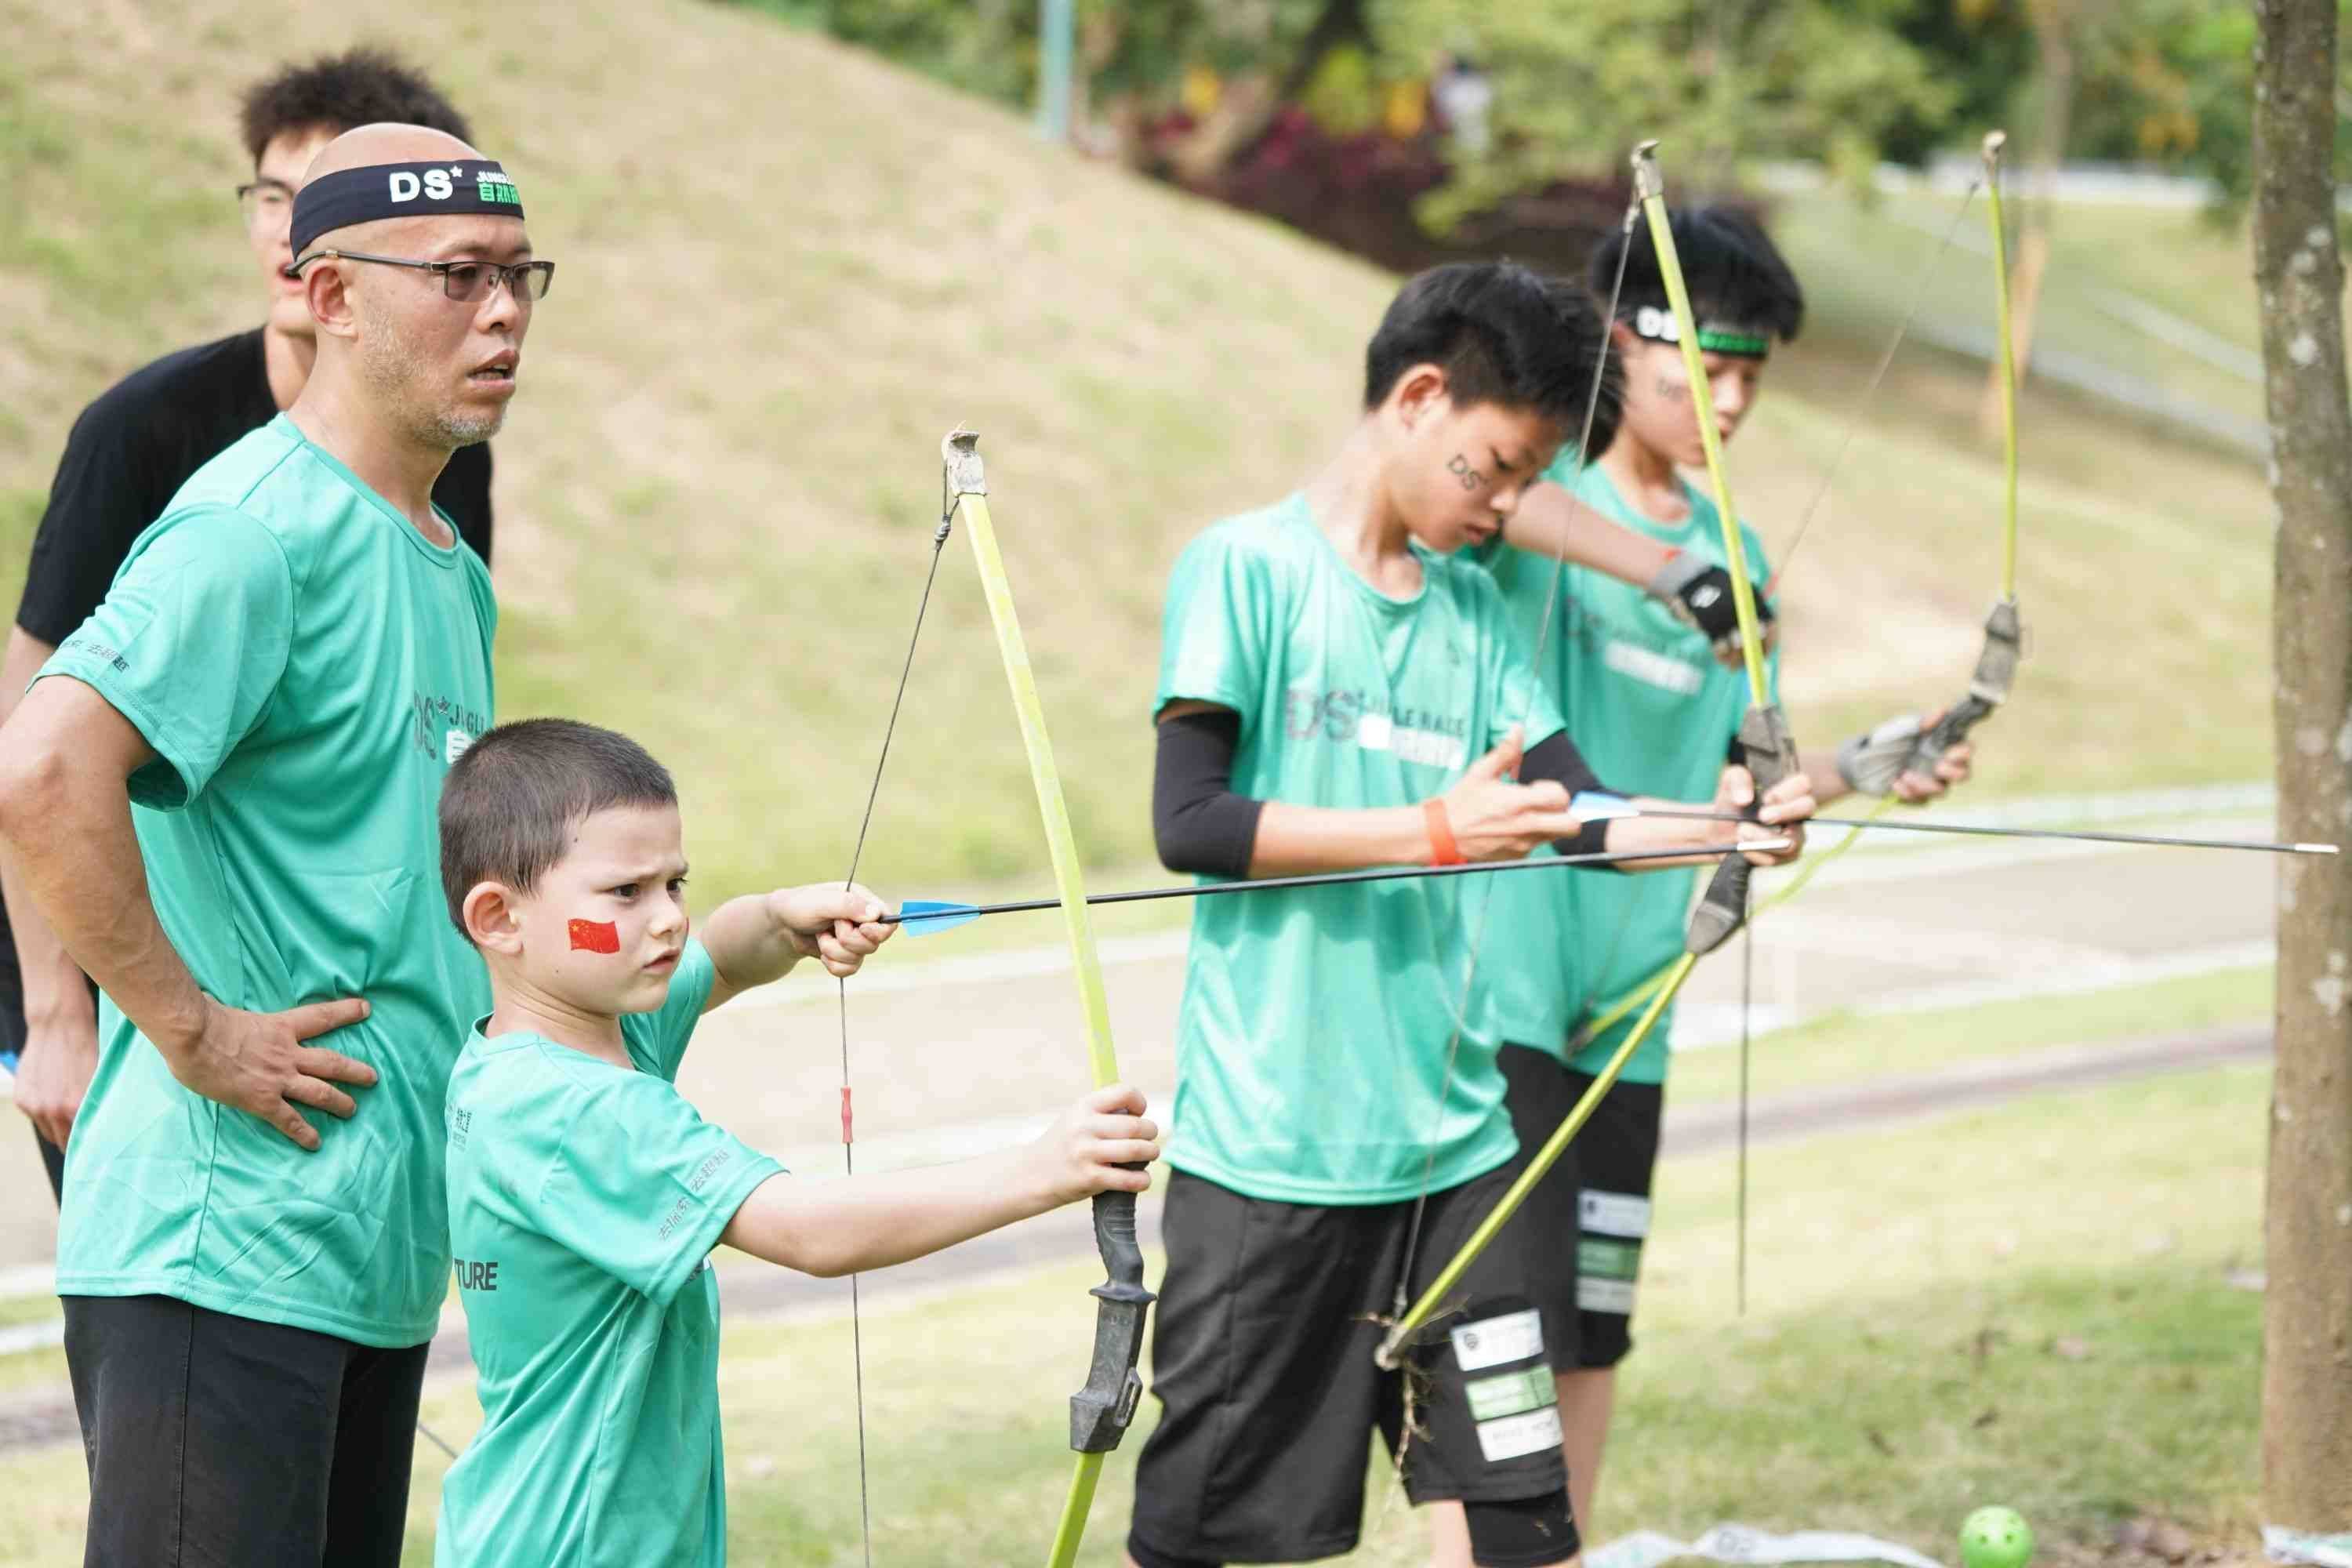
left=1502, top=481, right=1771, bottom=668
left=719, top=1084, right=1159, bottom=1278
left=701, top=884, right=895, bottom=1011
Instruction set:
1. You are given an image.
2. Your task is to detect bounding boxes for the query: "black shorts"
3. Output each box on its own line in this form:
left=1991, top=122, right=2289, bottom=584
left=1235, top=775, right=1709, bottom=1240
left=1498, top=1045, right=1666, bottom=1370
left=64, top=1294, right=430, bottom=1567
left=1127, top=1164, right=1573, bottom=1566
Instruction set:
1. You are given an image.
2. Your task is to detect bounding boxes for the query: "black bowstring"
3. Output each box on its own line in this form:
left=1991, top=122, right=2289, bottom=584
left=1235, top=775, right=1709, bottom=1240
left=832, top=509, right=955, bottom=1567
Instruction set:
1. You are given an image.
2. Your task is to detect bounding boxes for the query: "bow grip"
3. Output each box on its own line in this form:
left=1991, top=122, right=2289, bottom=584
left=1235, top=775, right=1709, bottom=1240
left=1686, top=702, right=1797, bottom=956
left=1069, top=1185, right=1154, bottom=1453
left=1901, top=598, right=2022, bottom=779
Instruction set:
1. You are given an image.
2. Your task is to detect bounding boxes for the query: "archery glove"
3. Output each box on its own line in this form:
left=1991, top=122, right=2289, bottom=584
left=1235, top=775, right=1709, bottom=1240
left=1647, top=550, right=1775, bottom=659
left=1835, top=712, right=1928, bottom=798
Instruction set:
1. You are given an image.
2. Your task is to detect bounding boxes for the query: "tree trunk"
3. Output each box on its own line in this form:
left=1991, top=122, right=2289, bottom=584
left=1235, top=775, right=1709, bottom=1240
left=1980, top=0, right=2075, bottom=438
left=1164, top=0, right=1367, bottom=186
left=2256, top=0, right=2352, bottom=1534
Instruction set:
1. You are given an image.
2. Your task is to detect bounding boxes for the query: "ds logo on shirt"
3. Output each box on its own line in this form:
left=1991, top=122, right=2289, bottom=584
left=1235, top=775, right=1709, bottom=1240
left=409, top=691, right=489, bottom=766
left=1285, top=684, right=1469, bottom=770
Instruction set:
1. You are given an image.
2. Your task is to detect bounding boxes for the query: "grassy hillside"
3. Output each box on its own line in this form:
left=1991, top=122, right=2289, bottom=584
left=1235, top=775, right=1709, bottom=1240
left=0, top=0, right=2278, bottom=911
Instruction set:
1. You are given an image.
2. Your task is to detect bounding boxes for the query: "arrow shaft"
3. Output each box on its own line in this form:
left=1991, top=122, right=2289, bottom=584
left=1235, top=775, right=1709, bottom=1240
left=885, top=839, right=1791, bottom=927
left=1635, top=806, right=2333, bottom=856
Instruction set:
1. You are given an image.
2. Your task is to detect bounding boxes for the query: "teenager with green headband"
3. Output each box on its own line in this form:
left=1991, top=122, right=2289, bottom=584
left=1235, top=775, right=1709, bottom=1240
left=1123, top=260, right=1813, bottom=1568
left=1443, top=206, right=1976, bottom=1561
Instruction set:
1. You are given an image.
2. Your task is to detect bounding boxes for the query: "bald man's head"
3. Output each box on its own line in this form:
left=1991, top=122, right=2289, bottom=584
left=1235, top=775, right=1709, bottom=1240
left=304, top=120, right=481, bottom=181
left=285, top=121, right=540, bottom=456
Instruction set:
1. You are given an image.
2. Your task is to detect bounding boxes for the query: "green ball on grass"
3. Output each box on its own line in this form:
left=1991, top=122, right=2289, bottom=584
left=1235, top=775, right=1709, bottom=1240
left=1959, top=1506, right=2035, bottom=1568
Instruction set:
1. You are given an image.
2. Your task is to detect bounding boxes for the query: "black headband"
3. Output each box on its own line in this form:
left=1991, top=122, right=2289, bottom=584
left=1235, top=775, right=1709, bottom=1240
left=289, top=159, right=524, bottom=258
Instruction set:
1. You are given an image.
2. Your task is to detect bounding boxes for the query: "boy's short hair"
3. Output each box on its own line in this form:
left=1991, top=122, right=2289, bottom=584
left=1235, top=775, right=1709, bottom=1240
left=239, top=47, right=474, bottom=166
left=439, top=719, right=677, bottom=937
left=1363, top=261, right=1622, bottom=451
left=1590, top=205, right=1806, bottom=347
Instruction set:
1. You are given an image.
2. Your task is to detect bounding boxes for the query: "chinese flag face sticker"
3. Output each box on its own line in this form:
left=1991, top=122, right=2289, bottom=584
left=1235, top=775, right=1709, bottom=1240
left=568, top=918, right=620, bottom=954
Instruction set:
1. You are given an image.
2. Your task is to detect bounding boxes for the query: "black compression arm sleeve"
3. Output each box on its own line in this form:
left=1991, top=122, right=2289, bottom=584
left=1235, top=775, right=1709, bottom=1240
left=1153, top=708, right=1265, bottom=880
left=1520, top=728, right=1618, bottom=865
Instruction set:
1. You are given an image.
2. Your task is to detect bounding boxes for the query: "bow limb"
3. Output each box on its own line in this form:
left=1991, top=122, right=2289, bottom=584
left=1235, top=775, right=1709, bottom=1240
left=1635, top=140, right=1793, bottom=1312
left=939, top=431, right=1152, bottom=1568
left=1631, top=140, right=1798, bottom=938
left=1902, top=130, right=2025, bottom=779
left=1782, top=132, right=2023, bottom=906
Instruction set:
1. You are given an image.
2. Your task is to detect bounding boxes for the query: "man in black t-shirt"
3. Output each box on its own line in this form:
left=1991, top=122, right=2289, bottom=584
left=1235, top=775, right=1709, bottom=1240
left=0, top=49, right=491, bottom=1203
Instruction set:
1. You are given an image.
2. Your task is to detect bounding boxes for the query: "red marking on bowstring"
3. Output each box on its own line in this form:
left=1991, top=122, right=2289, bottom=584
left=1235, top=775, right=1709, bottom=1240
left=567, top=918, right=620, bottom=954
left=840, top=1087, right=854, bottom=1145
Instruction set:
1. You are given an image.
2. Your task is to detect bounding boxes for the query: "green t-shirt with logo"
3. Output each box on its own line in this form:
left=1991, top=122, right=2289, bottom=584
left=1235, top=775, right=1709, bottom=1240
left=1477, top=459, right=1778, bottom=1083
left=43, top=414, right=495, bottom=1347
left=1156, top=494, right=1567, bottom=1204
left=437, top=942, right=782, bottom=1568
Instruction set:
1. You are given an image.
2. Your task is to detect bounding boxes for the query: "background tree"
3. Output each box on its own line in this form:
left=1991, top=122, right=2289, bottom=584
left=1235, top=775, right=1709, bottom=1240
left=1374, top=0, right=1956, bottom=223
left=2252, top=0, right=2352, bottom=1532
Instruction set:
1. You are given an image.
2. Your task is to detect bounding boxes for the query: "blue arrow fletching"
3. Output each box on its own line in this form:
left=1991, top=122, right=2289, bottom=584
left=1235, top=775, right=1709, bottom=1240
left=896, top=899, right=982, bottom=935
left=1570, top=791, right=1639, bottom=822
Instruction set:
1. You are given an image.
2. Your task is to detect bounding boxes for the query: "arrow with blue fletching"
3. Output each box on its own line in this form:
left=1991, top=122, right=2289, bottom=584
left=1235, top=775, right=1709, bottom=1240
left=884, top=837, right=1793, bottom=935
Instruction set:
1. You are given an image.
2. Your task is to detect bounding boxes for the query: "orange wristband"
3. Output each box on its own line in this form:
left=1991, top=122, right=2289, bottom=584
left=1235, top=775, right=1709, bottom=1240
left=1424, top=797, right=1465, bottom=866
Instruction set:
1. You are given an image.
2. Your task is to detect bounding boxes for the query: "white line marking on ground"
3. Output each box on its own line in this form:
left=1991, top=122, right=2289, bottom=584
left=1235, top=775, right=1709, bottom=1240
left=0, top=1319, right=62, bottom=1356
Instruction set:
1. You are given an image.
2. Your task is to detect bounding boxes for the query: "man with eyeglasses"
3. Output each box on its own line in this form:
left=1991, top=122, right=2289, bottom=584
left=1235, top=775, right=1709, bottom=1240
left=0, top=119, right=539, bottom=1567
left=0, top=49, right=484, bottom=1209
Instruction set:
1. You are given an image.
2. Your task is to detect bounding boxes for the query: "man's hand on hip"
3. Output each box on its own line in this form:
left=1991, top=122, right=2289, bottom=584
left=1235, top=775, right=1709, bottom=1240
left=159, top=997, right=379, bottom=1152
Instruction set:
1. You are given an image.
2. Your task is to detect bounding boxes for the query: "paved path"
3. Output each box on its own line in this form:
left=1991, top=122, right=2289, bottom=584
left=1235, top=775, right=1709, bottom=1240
left=0, top=1020, right=2270, bottom=1456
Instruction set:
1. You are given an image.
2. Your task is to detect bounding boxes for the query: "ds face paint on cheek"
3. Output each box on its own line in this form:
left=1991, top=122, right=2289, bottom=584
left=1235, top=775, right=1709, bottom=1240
left=567, top=918, right=620, bottom=954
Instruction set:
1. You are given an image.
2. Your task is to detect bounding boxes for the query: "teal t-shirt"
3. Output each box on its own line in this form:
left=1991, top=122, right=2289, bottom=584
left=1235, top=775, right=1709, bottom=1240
left=43, top=414, right=496, bottom=1347
left=1156, top=494, right=1566, bottom=1204
left=437, top=942, right=783, bottom=1568
left=1478, top=459, right=1777, bottom=1082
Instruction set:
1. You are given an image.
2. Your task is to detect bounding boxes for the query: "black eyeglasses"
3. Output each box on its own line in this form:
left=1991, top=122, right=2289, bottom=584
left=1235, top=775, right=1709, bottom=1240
left=282, top=249, right=556, bottom=303
left=235, top=180, right=296, bottom=229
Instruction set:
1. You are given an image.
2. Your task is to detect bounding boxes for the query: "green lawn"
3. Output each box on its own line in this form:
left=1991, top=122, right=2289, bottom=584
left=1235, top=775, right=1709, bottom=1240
left=0, top=967, right=2274, bottom=1565
left=1669, top=962, right=2270, bottom=1109
left=466, top=1062, right=2276, bottom=1567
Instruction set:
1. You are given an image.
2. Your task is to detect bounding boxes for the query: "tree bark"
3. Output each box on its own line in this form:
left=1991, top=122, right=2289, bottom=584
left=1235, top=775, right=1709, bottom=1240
left=2256, top=0, right=2352, bottom=1534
